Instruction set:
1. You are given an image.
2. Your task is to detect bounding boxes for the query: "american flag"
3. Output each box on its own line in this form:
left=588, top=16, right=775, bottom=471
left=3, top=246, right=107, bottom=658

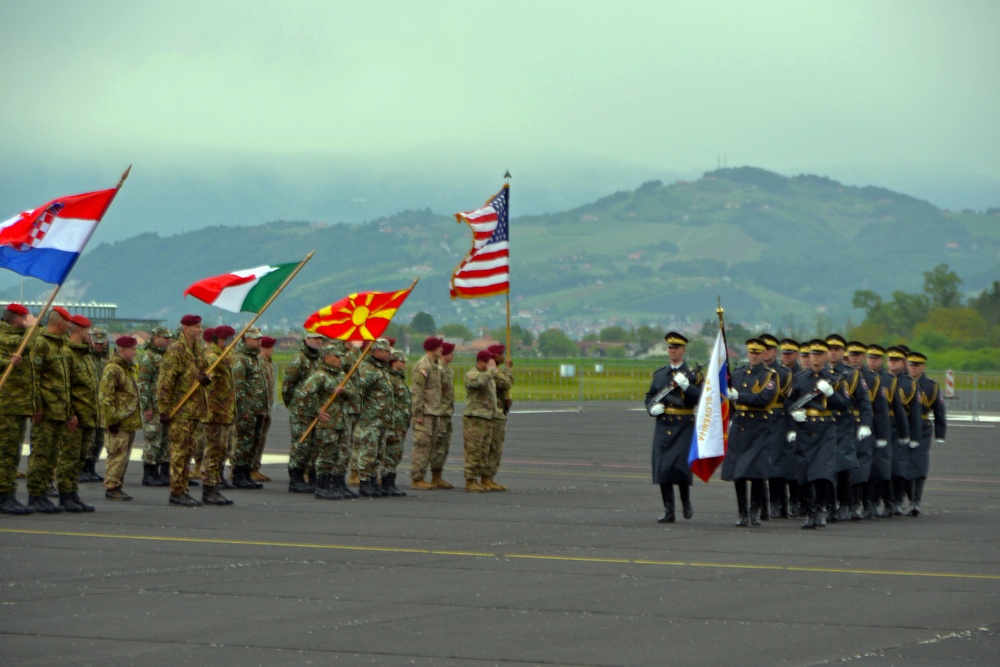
left=449, top=184, right=509, bottom=299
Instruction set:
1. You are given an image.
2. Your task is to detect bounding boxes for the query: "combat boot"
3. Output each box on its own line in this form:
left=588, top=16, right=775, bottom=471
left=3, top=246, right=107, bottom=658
left=78, top=460, right=93, bottom=483
left=105, top=487, right=133, bottom=501
left=411, top=477, right=435, bottom=491
left=233, top=466, right=257, bottom=489
left=287, top=468, right=313, bottom=494
left=749, top=505, right=762, bottom=527
left=333, top=475, right=358, bottom=499
left=0, top=493, right=32, bottom=515
left=480, top=476, right=507, bottom=492
left=169, top=493, right=200, bottom=507
left=801, top=513, right=818, bottom=529
left=430, top=471, right=454, bottom=489
left=314, top=474, right=340, bottom=500
left=142, top=463, right=168, bottom=487
left=70, top=492, right=95, bottom=512
left=158, top=461, right=171, bottom=485
left=218, top=464, right=234, bottom=490
left=202, top=485, right=233, bottom=506
left=28, top=494, right=63, bottom=513
left=465, top=478, right=485, bottom=493
left=382, top=473, right=406, bottom=497
left=58, top=492, right=84, bottom=513
left=657, top=501, right=676, bottom=524
left=87, top=461, right=104, bottom=482
left=46, top=482, right=59, bottom=498
left=358, top=477, right=381, bottom=498
left=251, top=469, right=271, bottom=482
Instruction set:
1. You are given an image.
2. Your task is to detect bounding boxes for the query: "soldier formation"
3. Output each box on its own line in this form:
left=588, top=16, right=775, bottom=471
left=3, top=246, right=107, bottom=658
left=0, top=305, right=516, bottom=514
left=646, top=331, right=947, bottom=529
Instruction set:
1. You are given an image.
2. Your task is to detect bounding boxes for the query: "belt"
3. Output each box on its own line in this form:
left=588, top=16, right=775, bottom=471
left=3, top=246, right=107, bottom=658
left=735, top=406, right=771, bottom=413
left=806, top=409, right=832, bottom=417
left=851, top=409, right=860, bottom=416
left=663, top=407, right=694, bottom=416
left=922, top=414, right=931, bottom=420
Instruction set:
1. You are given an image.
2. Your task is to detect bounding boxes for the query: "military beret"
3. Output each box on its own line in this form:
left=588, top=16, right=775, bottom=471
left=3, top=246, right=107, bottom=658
left=115, top=335, right=137, bottom=348
left=846, top=341, right=868, bottom=354
left=664, top=331, right=688, bottom=346
left=70, top=314, right=92, bottom=328
left=387, top=337, right=397, bottom=347
left=825, top=334, right=846, bottom=349
left=91, top=327, right=108, bottom=342
left=214, top=325, right=236, bottom=339
left=260, top=336, right=276, bottom=349
left=488, top=344, right=506, bottom=356
left=758, top=333, right=779, bottom=348
left=52, top=306, right=72, bottom=321
left=886, top=346, right=907, bottom=360
left=745, top=338, right=766, bottom=353
left=778, top=339, right=799, bottom=353
left=423, top=336, right=443, bottom=351
left=867, top=344, right=886, bottom=357
left=181, top=314, right=202, bottom=326
left=476, top=350, right=494, bottom=363
left=6, top=303, right=29, bottom=316
left=390, top=350, right=407, bottom=363
left=441, top=342, right=456, bottom=355
left=151, top=326, right=173, bottom=338
left=906, top=351, right=928, bottom=364
left=203, top=327, right=216, bottom=342
left=244, top=327, right=262, bottom=339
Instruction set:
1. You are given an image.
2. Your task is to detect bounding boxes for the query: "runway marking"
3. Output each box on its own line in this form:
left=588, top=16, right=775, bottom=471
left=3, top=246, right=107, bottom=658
left=2, top=528, right=998, bottom=581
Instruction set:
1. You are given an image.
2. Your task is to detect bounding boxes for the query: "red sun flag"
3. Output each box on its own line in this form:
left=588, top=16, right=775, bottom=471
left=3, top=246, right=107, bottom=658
left=304, top=286, right=415, bottom=341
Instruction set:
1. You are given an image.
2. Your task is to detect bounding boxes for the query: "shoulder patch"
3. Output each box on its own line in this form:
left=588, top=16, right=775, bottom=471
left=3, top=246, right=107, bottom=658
left=766, top=379, right=776, bottom=391
left=419, top=368, right=428, bottom=377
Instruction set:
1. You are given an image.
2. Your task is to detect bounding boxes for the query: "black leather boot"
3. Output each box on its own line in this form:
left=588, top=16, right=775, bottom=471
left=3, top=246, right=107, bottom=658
left=70, top=492, right=95, bottom=512
left=734, top=481, right=749, bottom=527
left=58, top=492, right=84, bottom=513
left=910, top=478, right=925, bottom=516
left=314, top=474, right=339, bottom=500
left=383, top=473, right=406, bottom=497
left=28, top=494, right=63, bottom=513
left=202, top=485, right=233, bottom=506
left=358, top=476, right=381, bottom=498
left=658, top=484, right=675, bottom=523
left=142, top=463, right=168, bottom=487
left=233, top=466, right=256, bottom=489
left=288, top=468, right=313, bottom=494
left=218, top=463, right=234, bottom=490
left=0, top=493, right=32, bottom=515
left=679, top=484, right=693, bottom=520
left=87, top=460, right=104, bottom=482
left=749, top=505, right=762, bottom=527
left=159, top=461, right=171, bottom=485
left=334, top=475, right=358, bottom=499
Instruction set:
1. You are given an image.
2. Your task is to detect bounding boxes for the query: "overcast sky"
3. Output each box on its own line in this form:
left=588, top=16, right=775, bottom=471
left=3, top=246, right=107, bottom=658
left=2, top=1, right=998, bottom=183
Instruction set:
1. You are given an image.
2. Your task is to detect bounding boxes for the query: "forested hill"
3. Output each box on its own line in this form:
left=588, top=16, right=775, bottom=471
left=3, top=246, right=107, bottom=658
left=6, top=167, right=998, bottom=331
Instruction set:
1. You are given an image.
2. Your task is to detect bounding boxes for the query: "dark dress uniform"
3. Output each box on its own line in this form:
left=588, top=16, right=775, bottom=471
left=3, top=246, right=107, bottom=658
left=721, top=360, right=778, bottom=526
left=765, top=361, right=794, bottom=518
left=849, top=364, right=890, bottom=518
left=830, top=360, right=873, bottom=520
left=889, top=371, right=922, bottom=513
left=645, top=361, right=703, bottom=522
left=874, top=368, right=911, bottom=517
left=911, top=372, right=945, bottom=515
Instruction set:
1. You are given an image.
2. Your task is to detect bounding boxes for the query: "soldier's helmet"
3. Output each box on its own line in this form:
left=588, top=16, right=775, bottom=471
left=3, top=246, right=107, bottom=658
left=91, top=327, right=108, bottom=343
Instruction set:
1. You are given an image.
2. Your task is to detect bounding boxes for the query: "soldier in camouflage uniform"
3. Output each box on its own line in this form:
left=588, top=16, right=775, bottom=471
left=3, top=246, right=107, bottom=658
left=351, top=339, right=395, bottom=497
left=59, top=314, right=99, bottom=512
left=157, top=314, right=211, bottom=507
left=26, top=306, right=75, bottom=514
left=382, top=349, right=410, bottom=497
left=283, top=331, right=326, bottom=492
left=299, top=341, right=355, bottom=500
left=483, top=344, right=513, bottom=492
left=231, top=328, right=268, bottom=489
left=343, top=343, right=364, bottom=487
left=463, top=350, right=497, bottom=492
left=410, top=336, right=444, bottom=490
left=432, top=342, right=456, bottom=488
left=0, top=303, right=37, bottom=515
left=252, top=335, right=277, bottom=481
left=200, top=326, right=236, bottom=506
left=99, top=336, right=142, bottom=501
left=138, top=326, right=172, bottom=486
left=80, top=326, right=109, bottom=482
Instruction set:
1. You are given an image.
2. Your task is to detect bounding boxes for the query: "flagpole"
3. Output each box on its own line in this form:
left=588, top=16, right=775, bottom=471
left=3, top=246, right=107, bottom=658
left=717, top=295, right=731, bottom=386
left=168, top=250, right=315, bottom=419
left=0, top=166, right=131, bottom=394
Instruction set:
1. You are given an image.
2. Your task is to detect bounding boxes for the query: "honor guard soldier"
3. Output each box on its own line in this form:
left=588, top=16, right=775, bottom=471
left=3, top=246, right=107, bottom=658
left=0, top=303, right=37, bottom=515
left=410, top=336, right=444, bottom=490
left=867, top=345, right=909, bottom=518
left=759, top=333, right=793, bottom=520
left=905, top=351, right=945, bottom=516
left=80, top=326, right=110, bottom=482
left=777, top=338, right=806, bottom=516
left=644, top=332, right=703, bottom=523
left=722, top=338, right=779, bottom=527
left=299, top=340, right=356, bottom=500
left=885, top=346, right=923, bottom=515
left=463, top=350, right=498, bottom=493
left=779, top=339, right=804, bottom=375
left=435, top=341, right=457, bottom=487
left=99, top=336, right=142, bottom=501
left=846, top=342, right=890, bottom=520
left=60, top=314, right=99, bottom=512
left=824, top=334, right=873, bottom=522
left=483, top=344, right=513, bottom=492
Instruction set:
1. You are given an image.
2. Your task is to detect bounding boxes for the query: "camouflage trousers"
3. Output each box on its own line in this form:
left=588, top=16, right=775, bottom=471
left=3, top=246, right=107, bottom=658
left=0, top=414, right=28, bottom=495
left=410, top=415, right=441, bottom=481
left=315, top=427, right=352, bottom=476
left=104, top=430, right=135, bottom=490
left=462, top=415, right=493, bottom=480
left=142, top=414, right=168, bottom=465
left=486, top=417, right=507, bottom=476
left=352, top=422, right=388, bottom=478
left=233, top=414, right=265, bottom=468
left=59, top=426, right=96, bottom=494
left=86, top=427, right=104, bottom=463
left=252, top=414, right=271, bottom=471
left=288, top=417, right=318, bottom=471
left=168, top=418, right=200, bottom=495
left=201, top=422, right=233, bottom=486
left=432, top=415, right=453, bottom=474
left=27, top=419, right=69, bottom=496
left=193, top=422, right=206, bottom=471
left=384, top=430, right=405, bottom=474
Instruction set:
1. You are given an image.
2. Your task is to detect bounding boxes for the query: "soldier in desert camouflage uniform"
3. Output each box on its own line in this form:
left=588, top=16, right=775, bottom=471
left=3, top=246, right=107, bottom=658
left=252, top=335, right=277, bottom=481
left=79, top=326, right=109, bottom=483
left=351, top=339, right=395, bottom=497
left=382, top=349, right=410, bottom=497
left=299, top=341, right=355, bottom=500
left=463, top=351, right=497, bottom=492
left=231, top=328, right=268, bottom=489
left=0, top=303, right=37, bottom=515
left=483, top=344, right=513, bottom=492
left=410, top=336, right=444, bottom=490
left=199, top=326, right=235, bottom=506
left=283, top=331, right=326, bottom=492
left=100, top=336, right=141, bottom=501
left=137, top=326, right=172, bottom=487
left=431, top=341, right=456, bottom=489
left=157, top=314, right=211, bottom=507
left=59, top=314, right=99, bottom=512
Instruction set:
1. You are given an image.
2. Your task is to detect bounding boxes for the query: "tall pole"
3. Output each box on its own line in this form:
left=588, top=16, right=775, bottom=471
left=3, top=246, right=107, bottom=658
left=717, top=294, right=731, bottom=386
left=168, top=251, right=315, bottom=419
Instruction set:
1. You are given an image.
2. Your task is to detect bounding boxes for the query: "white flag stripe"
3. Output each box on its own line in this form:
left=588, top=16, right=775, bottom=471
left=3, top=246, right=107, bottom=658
left=692, top=331, right=727, bottom=459
left=451, top=272, right=510, bottom=288
left=209, top=265, right=279, bottom=313
left=34, top=217, right=98, bottom=253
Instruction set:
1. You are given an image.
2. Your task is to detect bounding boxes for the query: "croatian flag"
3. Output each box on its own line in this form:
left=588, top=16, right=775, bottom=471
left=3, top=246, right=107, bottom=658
left=689, top=329, right=730, bottom=482
left=0, top=188, right=118, bottom=285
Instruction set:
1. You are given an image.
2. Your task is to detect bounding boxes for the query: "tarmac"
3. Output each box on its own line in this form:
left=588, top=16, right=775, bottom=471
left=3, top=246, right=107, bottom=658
left=1, top=402, right=998, bottom=666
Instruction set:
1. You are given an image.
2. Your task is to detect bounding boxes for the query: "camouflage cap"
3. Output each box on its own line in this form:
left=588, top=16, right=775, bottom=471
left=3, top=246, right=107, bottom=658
left=305, top=329, right=326, bottom=339
left=91, top=327, right=108, bottom=342
left=244, top=327, right=263, bottom=339
left=151, top=326, right=173, bottom=338
left=321, top=340, right=347, bottom=356
left=390, top=350, right=407, bottom=363
left=371, top=338, right=392, bottom=353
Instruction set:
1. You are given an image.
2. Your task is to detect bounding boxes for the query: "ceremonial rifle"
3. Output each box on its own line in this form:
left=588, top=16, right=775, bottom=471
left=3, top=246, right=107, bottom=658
left=786, top=370, right=848, bottom=413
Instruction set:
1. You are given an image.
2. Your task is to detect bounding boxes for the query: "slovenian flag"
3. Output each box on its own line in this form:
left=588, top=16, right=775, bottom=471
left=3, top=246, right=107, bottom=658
left=0, top=188, right=119, bottom=285
left=688, top=329, right=730, bottom=483
left=184, top=262, right=301, bottom=313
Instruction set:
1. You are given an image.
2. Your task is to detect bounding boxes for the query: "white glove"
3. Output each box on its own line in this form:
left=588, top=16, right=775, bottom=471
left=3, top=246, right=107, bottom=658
left=875, top=439, right=888, bottom=449
left=935, top=439, right=946, bottom=445
left=728, top=388, right=739, bottom=401
left=673, top=373, right=690, bottom=391
left=649, top=403, right=665, bottom=416
left=791, top=409, right=807, bottom=423
left=909, top=439, right=920, bottom=449
left=856, top=425, right=872, bottom=440
left=816, top=380, right=834, bottom=397
left=899, top=438, right=910, bottom=447
left=786, top=431, right=797, bottom=443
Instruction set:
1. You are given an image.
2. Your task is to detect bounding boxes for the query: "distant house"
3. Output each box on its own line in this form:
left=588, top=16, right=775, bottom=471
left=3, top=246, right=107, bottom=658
left=576, top=341, right=639, bottom=358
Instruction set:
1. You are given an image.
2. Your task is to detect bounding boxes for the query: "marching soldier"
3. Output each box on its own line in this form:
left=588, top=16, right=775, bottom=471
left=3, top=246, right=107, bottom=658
left=200, top=325, right=236, bottom=506
left=868, top=345, right=909, bottom=518
left=483, top=344, right=513, bottom=492
left=760, top=333, right=793, bottom=520
left=283, top=331, right=326, bottom=493
left=0, top=303, right=37, bottom=515
left=645, top=332, right=703, bottom=523
left=906, top=351, right=946, bottom=516
left=722, top=338, right=778, bottom=527
left=80, top=326, right=109, bottom=483
left=351, top=339, right=395, bottom=497
left=232, top=328, right=268, bottom=489
left=886, top=346, right=923, bottom=515
left=252, top=335, right=278, bottom=481
left=299, top=341, right=355, bottom=500
left=410, top=336, right=444, bottom=490
left=157, top=314, right=211, bottom=507
left=59, top=314, right=99, bottom=512
left=99, top=336, right=142, bottom=501
left=847, top=341, right=890, bottom=520
left=137, top=326, right=173, bottom=487
left=383, top=349, right=411, bottom=497
left=824, top=334, right=873, bottom=522
left=463, top=350, right=497, bottom=493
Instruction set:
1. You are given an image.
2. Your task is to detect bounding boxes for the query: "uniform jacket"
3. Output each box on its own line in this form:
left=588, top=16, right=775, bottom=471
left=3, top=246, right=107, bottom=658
left=411, top=355, right=443, bottom=418
left=137, top=342, right=167, bottom=414
left=439, top=362, right=455, bottom=417
left=916, top=375, right=946, bottom=441
left=354, top=356, right=395, bottom=429
left=282, top=341, right=321, bottom=408
left=0, top=323, right=37, bottom=416
left=67, top=341, right=100, bottom=428
left=31, top=330, right=72, bottom=421
left=387, top=367, right=412, bottom=433
left=464, top=368, right=497, bottom=419
left=233, top=341, right=268, bottom=417
left=879, top=369, right=912, bottom=441
left=203, top=342, right=235, bottom=424
left=493, top=366, right=514, bottom=420
left=157, top=337, right=208, bottom=421
left=99, top=354, right=142, bottom=431
left=299, top=363, right=353, bottom=430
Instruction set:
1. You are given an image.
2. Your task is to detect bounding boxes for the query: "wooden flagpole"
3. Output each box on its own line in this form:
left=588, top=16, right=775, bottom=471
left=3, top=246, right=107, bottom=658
left=168, top=250, right=315, bottom=419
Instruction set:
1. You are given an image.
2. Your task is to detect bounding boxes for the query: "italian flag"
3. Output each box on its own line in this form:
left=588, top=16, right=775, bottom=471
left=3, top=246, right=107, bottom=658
left=184, top=262, right=300, bottom=313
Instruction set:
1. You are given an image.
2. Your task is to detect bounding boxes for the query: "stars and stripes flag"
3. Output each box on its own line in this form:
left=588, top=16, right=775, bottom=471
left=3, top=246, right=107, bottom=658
left=688, top=329, right=730, bottom=482
left=449, top=184, right=509, bottom=299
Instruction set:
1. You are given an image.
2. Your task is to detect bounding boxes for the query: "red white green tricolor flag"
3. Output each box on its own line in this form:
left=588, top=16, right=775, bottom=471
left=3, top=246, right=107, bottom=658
left=184, top=262, right=300, bottom=313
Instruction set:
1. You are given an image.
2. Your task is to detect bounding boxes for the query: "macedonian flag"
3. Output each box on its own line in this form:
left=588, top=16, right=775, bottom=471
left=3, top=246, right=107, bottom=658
left=303, top=282, right=416, bottom=341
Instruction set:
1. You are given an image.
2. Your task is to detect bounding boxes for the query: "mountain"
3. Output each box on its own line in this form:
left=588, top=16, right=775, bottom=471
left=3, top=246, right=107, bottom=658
left=4, top=167, right=998, bottom=334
